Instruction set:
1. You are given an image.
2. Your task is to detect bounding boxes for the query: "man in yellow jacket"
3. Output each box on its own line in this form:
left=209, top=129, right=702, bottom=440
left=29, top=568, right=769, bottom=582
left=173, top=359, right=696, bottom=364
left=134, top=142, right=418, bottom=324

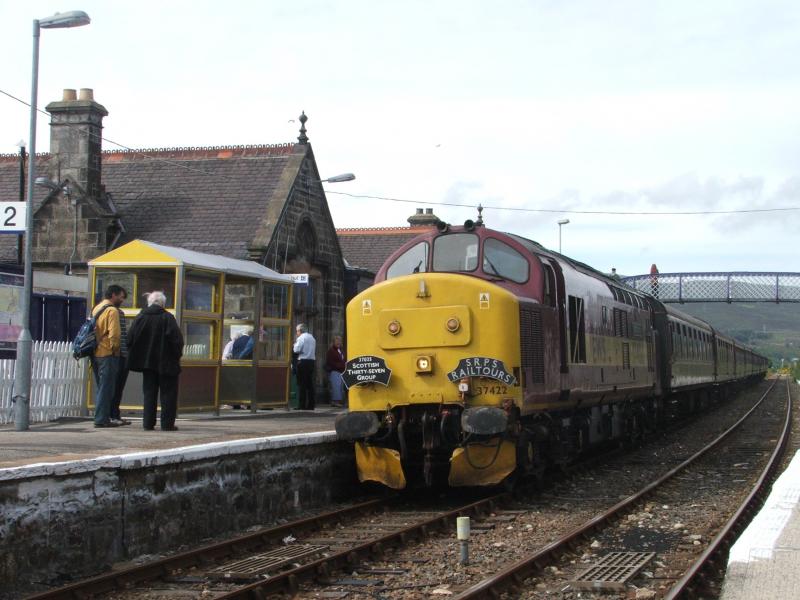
left=91, top=285, right=127, bottom=427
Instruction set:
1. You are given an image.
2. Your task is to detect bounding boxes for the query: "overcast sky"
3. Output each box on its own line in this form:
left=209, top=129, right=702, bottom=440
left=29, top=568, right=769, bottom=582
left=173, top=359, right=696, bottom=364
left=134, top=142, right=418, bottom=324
left=1, top=0, right=798, bottom=275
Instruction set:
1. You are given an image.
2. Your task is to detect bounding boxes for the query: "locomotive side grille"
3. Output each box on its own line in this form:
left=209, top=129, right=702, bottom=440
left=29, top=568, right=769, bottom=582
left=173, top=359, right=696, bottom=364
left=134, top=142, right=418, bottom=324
left=520, top=306, right=545, bottom=383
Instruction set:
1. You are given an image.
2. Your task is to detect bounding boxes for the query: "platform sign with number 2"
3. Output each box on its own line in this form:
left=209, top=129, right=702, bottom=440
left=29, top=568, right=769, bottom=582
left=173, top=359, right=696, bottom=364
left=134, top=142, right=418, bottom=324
left=0, top=203, right=26, bottom=233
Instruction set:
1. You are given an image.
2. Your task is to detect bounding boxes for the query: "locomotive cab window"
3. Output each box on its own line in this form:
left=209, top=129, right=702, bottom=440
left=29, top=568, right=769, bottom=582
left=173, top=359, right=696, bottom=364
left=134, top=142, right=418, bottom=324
left=482, top=238, right=529, bottom=283
left=386, top=241, right=429, bottom=279
left=433, top=233, right=479, bottom=272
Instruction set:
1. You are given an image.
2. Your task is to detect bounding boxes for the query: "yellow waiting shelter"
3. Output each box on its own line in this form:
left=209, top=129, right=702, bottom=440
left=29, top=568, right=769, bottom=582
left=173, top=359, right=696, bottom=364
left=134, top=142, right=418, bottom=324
left=88, top=240, right=294, bottom=412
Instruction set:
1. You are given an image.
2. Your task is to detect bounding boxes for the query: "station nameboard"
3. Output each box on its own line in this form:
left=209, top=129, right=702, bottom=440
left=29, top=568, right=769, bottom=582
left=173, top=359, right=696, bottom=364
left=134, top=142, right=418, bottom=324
left=0, top=203, right=27, bottom=233
left=289, top=273, right=309, bottom=285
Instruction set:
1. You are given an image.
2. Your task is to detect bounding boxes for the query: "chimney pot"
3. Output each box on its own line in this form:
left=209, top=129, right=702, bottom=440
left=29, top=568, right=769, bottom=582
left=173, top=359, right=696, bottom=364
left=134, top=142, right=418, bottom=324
left=62, top=89, right=77, bottom=101
left=425, top=208, right=433, bottom=214
left=416, top=208, right=423, bottom=215
left=78, top=88, right=94, bottom=101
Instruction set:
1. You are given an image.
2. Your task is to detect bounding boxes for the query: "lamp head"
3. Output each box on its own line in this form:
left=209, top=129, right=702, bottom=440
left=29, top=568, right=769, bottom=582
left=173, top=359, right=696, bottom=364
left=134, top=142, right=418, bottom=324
left=323, top=173, right=355, bottom=183
left=557, top=219, right=570, bottom=225
left=38, top=10, right=91, bottom=29
left=436, top=220, right=449, bottom=233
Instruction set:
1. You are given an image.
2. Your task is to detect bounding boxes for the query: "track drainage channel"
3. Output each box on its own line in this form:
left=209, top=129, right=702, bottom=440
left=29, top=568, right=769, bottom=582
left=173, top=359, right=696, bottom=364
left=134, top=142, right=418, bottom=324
left=570, top=551, right=656, bottom=591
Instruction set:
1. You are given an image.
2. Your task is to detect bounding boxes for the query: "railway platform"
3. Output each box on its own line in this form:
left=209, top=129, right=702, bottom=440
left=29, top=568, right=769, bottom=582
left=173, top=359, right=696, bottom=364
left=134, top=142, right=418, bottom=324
left=0, top=405, right=356, bottom=594
left=0, top=405, right=342, bottom=471
left=720, top=447, right=800, bottom=600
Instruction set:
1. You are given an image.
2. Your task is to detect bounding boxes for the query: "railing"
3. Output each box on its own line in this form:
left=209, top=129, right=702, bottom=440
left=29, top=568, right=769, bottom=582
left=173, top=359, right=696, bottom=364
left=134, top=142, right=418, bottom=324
left=0, top=341, right=87, bottom=425
left=620, top=272, right=800, bottom=303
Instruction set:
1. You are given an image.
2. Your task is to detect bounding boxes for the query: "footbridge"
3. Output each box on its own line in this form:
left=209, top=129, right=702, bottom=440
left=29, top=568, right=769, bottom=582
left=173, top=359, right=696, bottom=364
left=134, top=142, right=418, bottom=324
left=619, top=272, right=800, bottom=303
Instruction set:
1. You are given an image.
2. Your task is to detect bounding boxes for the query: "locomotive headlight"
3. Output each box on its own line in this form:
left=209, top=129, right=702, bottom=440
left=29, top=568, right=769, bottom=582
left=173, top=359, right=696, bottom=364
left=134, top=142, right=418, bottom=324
left=387, top=320, right=401, bottom=335
left=416, top=355, right=433, bottom=373
left=446, top=317, right=461, bottom=333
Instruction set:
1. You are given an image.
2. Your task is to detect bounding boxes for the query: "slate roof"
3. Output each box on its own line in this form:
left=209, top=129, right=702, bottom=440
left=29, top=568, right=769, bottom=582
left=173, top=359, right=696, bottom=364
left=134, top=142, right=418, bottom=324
left=103, top=145, right=298, bottom=259
left=337, top=226, right=434, bottom=274
left=0, top=144, right=302, bottom=263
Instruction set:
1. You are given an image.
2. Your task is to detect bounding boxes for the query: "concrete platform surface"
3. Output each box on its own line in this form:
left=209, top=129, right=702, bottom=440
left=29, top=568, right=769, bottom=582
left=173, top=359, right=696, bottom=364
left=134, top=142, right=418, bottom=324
left=720, top=448, right=800, bottom=600
left=0, top=407, right=341, bottom=472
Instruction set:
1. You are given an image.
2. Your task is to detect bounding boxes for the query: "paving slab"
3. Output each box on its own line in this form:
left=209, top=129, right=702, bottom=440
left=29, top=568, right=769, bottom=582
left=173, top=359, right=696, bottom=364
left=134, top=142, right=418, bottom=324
left=0, top=406, right=342, bottom=470
left=720, top=448, right=800, bottom=600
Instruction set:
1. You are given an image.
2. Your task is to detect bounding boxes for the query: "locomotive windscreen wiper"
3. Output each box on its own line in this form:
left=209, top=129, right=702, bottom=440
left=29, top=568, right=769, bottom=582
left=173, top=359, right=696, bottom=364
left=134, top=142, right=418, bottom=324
left=483, top=255, right=509, bottom=281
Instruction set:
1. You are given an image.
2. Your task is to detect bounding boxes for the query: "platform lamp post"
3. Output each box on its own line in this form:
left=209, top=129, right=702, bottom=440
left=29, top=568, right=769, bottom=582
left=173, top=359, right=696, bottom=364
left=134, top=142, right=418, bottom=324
left=557, top=218, right=570, bottom=254
left=14, top=10, right=90, bottom=431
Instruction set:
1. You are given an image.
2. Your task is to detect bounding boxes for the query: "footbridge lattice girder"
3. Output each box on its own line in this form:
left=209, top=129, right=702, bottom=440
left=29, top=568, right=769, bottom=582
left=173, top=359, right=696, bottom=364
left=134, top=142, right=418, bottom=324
left=619, top=272, right=800, bottom=303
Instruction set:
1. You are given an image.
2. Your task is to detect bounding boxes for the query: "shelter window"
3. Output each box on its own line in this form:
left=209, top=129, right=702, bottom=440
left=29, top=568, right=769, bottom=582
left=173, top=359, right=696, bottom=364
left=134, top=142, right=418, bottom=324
left=222, top=279, right=256, bottom=360
left=184, top=270, right=220, bottom=313
left=260, top=283, right=291, bottom=362
left=183, top=320, right=217, bottom=360
left=386, top=242, right=429, bottom=279
left=483, top=238, right=529, bottom=283
left=433, top=233, right=479, bottom=272
left=94, top=268, right=176, bottom=309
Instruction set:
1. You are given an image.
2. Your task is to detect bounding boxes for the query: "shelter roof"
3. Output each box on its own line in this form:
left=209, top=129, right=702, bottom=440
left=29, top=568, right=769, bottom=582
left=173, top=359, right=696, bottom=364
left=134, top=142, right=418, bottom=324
left=91, top=239, right=292, bottom=282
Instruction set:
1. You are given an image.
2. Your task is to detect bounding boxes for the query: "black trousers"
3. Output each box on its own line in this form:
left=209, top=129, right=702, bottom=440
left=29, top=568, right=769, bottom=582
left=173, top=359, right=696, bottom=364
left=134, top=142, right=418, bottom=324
left=111, top=357, right=129, bottom=420
left=296, top=359, right=316, bottom=410
left=142, top=370, right=179, bottom=429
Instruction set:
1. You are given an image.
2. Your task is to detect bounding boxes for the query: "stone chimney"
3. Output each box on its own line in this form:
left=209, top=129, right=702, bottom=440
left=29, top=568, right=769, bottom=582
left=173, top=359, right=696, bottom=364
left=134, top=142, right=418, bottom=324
left=407, top=207, right=440, bottom=227
left=46, top=88, right=107, bottom=199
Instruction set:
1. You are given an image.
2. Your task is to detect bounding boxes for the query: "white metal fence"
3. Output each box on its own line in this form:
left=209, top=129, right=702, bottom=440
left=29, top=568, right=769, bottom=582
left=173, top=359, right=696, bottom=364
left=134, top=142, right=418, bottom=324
left=0, top=341, right=87, bottom=425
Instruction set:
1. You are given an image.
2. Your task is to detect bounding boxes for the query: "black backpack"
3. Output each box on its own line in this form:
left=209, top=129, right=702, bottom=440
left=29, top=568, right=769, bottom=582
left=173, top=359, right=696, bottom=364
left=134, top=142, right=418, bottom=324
left=72, top=304, right=112, bottom=360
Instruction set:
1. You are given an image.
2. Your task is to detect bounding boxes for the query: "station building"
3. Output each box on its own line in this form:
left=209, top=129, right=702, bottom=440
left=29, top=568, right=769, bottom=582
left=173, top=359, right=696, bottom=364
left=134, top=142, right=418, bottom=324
left=0, top=89, right=346, bottom=374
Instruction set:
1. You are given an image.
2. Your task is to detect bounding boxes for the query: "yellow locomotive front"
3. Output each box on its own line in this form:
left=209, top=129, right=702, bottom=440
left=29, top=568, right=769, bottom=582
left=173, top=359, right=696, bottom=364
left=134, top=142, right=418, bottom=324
left=336, top=270, right=523, bottom=488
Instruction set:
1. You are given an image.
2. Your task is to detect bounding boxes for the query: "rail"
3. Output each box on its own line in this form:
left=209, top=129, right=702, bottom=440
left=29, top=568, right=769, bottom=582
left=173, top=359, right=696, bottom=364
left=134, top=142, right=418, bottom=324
left=664, top=377, right=793, bottom=599
left=452, top=377, right=788, bottom=599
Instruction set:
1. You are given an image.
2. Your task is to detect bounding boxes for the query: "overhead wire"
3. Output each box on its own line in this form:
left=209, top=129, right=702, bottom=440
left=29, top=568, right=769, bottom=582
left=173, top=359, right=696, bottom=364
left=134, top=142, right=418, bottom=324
left=3, top=86, right=799, bottom=216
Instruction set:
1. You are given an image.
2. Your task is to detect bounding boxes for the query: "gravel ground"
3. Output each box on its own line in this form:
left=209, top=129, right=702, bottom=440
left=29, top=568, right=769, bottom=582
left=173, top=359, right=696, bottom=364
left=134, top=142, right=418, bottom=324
left=290, top=379, right=792, bottom=600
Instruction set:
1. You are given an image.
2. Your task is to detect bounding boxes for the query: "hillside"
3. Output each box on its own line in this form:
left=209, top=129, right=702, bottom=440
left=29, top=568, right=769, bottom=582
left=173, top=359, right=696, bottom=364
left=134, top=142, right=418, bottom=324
left=672, top=302, right=800, bottom=366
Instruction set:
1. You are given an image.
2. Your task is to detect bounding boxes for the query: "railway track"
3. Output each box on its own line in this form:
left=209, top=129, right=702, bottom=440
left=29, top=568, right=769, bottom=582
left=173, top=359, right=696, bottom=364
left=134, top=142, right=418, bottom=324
left=25, top=492, right=515, bottom=599
left=452, top=376, right=792, bottom=599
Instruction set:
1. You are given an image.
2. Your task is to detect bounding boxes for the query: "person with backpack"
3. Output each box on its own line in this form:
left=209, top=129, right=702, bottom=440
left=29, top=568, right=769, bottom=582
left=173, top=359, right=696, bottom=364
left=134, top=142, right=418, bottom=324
left=90, top=284, right=127, bottom=428
left=126, top=291, right=184, bottom=431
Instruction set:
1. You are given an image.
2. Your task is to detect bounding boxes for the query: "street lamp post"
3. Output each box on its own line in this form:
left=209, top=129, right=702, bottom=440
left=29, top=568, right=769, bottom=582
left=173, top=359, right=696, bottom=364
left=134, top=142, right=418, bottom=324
left=14, top=10, right=90, bottom=431
left=557, top=218, right=570, bottom=254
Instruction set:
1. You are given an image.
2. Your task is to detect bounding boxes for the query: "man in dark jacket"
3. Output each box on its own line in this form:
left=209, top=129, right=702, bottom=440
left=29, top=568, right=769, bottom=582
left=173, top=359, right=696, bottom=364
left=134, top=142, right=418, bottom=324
left=126, top=291, right=184, bottom=431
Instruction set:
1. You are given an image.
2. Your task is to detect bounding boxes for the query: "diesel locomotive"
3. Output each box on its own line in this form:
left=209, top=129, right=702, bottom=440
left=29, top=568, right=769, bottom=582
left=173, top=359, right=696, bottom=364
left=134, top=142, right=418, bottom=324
left=334, top=219, right=769, bottom=489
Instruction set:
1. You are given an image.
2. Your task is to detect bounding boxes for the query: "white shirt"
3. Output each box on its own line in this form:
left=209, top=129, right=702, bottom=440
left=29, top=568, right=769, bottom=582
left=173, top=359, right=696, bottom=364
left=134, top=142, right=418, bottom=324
left=293, top=332, right=316, bottom=360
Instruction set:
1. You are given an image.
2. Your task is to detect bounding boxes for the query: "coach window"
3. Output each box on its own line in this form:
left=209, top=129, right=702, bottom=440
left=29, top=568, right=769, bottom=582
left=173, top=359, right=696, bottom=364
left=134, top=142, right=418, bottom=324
left=386, top=242, right=429, bottom=279
left=433, top=233, right=479, bottom=272
left=483, top=238, right=529, bottom=283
